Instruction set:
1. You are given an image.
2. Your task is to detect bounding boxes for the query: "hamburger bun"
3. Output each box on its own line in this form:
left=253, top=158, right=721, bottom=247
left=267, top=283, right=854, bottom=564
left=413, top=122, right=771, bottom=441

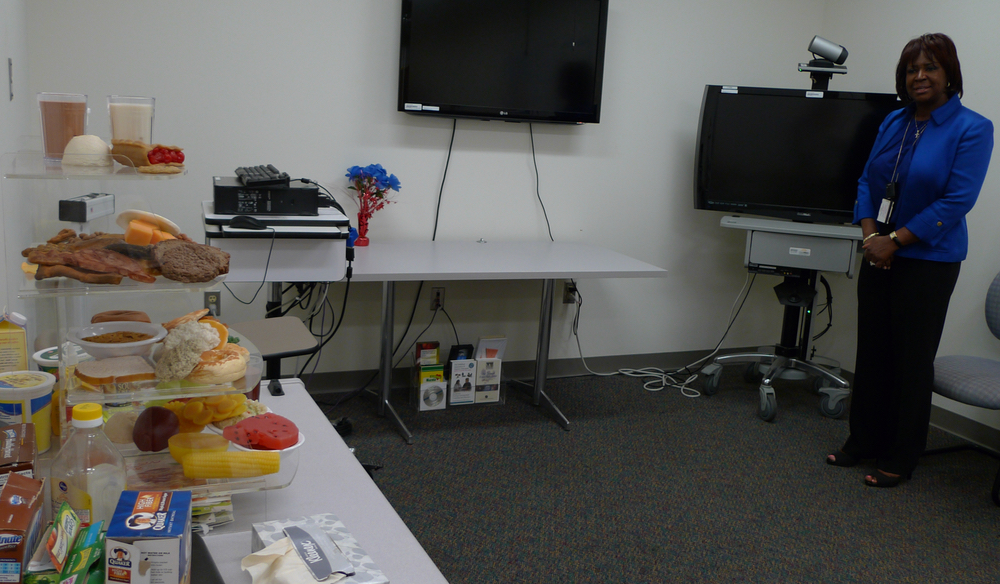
left=185, top=343, right=250, bottom=385
left=74, top=355, right=156, bottom=386
left=91, top=310, right=151, bottom=324
left=162, top=309, right=210, bottom=331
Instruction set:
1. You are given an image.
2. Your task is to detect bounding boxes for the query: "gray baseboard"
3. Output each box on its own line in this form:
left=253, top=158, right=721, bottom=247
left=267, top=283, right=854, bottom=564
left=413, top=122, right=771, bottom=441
left=930, top=406, right=1000, bottom=453
left=298, top=349, right=722, bottom=397
left=296, top=351, right=1000, bottom=454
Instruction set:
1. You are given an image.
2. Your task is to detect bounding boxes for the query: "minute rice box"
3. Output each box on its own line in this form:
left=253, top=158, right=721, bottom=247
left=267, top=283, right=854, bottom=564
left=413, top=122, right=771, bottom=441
left=105, top=491, right=192, bottom=584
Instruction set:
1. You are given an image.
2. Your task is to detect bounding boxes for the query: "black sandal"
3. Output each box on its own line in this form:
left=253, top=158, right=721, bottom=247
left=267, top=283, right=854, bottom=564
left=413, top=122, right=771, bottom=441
left=826, top=450, right=860, bottom=467
left=864, top=469, right=912, bottom=488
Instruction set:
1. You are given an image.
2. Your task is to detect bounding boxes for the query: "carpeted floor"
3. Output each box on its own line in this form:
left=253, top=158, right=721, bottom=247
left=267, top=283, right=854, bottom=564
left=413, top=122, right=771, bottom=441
left=318, top=367, right=1000, bottom=584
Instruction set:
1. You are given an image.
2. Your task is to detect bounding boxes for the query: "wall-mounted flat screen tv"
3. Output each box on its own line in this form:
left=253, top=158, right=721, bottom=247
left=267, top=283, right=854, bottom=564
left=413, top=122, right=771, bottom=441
left=398, top=0, right=609, bottom=124
left=694, top=85, right=902, bottom=224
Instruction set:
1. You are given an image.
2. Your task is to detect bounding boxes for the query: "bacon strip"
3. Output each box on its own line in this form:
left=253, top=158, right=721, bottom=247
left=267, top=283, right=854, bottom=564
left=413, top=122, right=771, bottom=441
left=35, top=265, right=123, bottom=285
left=27, top=247, right=155, bottom=283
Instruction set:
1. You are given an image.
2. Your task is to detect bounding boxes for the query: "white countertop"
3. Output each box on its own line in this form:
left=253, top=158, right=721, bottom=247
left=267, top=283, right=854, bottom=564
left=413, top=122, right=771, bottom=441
left=350, top=240, right=667, bottom=282
left=202, top=379, right=448, bottom=583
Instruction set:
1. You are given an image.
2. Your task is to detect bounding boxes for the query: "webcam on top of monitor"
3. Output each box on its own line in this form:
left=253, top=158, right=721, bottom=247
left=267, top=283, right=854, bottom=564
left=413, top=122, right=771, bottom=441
left=798, top=35, right=849, bottom=91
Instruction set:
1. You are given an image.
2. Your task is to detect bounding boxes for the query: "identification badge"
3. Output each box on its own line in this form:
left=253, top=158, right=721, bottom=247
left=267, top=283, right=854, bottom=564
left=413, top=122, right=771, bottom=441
left=877, top=198, right=894, bottom=223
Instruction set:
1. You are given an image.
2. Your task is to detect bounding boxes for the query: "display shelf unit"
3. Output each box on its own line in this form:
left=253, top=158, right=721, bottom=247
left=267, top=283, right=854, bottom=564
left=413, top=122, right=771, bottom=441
left=2, top=149, right=187, bottom=180
left=2, top=150, right=296, bottom=496
left=16, top=274, right=228, bottom=298
left=61, top=329, right=262, bottom=406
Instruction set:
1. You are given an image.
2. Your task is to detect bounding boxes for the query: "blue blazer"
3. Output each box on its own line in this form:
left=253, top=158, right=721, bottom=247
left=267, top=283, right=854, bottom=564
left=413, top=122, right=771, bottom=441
left=854, top=93, right=994, bottom=262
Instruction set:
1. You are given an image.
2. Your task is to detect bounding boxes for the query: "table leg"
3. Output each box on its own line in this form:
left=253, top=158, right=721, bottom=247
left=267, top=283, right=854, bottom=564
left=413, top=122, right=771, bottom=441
left=379, top=281, right=413, bottom=444
left=265, top=282, right=283, bottom=382
left=532, top=279, right=570, bottom=430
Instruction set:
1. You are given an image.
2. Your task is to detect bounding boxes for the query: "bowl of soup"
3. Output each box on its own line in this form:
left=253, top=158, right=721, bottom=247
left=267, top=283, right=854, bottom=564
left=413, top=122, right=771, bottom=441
left=67, top=321, right=167, bottom=360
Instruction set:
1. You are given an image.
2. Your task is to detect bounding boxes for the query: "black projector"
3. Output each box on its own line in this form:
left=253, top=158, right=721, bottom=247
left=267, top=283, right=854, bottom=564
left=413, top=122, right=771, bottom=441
left=212, top=176, right=319, bottom=215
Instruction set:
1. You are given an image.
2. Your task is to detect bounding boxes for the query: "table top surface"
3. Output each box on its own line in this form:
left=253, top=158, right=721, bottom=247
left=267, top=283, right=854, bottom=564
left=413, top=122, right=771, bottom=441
left=202, top=379, right=448, bottom=584
left=350, top=240, right=667, bottom=282
left=229, top=317, right=319, bottom=358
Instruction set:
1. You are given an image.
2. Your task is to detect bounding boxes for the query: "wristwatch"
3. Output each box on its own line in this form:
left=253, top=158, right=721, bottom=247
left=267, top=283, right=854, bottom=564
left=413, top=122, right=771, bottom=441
left=889, top=231, right=902, bottom=247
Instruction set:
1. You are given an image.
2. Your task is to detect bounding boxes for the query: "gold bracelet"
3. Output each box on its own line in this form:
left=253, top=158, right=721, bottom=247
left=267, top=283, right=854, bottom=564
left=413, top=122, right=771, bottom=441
left=863, top=233, right=877, bottom=243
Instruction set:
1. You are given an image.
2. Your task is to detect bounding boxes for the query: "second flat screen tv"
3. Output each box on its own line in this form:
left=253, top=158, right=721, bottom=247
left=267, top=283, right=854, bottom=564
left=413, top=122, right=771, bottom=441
left=694, top=85, right=902, bottom=224
left=398, top=0, right=609, bottom=124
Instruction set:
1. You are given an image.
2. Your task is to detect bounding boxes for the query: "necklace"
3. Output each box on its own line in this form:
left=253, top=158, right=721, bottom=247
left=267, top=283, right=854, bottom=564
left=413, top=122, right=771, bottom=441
left=914, top=119, right=930, bottom=140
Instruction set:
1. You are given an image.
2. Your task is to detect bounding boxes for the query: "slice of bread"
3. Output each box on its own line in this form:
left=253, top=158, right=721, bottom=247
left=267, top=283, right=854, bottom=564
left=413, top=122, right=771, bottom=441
left=74, top=355, right=156, bottom=385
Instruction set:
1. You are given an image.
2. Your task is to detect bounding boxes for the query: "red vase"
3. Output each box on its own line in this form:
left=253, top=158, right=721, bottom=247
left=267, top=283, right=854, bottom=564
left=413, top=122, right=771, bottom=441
left=356, top=212, right=370, bottom=246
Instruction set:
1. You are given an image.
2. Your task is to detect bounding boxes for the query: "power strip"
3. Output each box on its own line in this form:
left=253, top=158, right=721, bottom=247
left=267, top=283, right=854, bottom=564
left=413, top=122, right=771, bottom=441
left=58, top=193, right=115, bottom=223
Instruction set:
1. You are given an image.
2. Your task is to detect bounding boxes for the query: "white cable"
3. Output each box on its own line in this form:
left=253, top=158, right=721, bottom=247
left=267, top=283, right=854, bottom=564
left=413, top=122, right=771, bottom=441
left=572, top=272, right=755, bottom=398
left=307, top=282, right=330, bottom=319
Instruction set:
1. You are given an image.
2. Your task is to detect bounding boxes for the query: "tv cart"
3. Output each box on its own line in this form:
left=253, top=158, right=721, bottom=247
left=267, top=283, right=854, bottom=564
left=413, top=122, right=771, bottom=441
left=701, top=215, right=862, bottom=421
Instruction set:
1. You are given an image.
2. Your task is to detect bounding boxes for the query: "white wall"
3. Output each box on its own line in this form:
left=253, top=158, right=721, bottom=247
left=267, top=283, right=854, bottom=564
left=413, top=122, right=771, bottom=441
left=9, top=1, right=1000, bottom=427
left=0, top=0, right=28, bottom=312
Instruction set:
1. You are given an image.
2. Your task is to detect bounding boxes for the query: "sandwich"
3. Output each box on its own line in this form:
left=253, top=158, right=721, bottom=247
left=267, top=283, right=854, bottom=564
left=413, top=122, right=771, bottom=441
left=74, top=355, right=156, bottom=391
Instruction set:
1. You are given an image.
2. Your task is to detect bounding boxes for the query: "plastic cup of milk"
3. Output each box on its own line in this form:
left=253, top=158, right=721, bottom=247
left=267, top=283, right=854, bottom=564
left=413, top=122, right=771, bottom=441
left=0, top=371, right=56, bottom=453
left=108, top=96, right=154, bottom=144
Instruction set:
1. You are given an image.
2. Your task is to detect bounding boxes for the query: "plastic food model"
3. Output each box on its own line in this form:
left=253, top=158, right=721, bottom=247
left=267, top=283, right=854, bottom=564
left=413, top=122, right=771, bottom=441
left=223, top=413, right=299, bottom=450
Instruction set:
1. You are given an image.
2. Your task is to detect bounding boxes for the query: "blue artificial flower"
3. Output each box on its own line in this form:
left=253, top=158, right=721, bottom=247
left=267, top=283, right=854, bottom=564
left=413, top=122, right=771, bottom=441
left=386, top=174, right=401, bottom=192
left=346, top=163, right=401, bottom=196
left=346, top=166, right=364, bottom=181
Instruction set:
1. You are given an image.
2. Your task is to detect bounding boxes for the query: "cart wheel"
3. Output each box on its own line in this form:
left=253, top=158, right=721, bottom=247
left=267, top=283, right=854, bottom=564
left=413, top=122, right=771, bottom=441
left=744, top=362, right=764, bottom=384
left=819, top=394, right=847, bottom=419
left=703, top=369, right=721, bottom=396
left=758, top=387, right=777, bottom=422
left=813, top=376, right=831, bottom=394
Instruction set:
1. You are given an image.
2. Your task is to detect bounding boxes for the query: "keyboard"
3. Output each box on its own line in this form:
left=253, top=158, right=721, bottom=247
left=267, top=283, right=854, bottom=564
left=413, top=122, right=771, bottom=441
left=235, top=164, right=291, bottom=187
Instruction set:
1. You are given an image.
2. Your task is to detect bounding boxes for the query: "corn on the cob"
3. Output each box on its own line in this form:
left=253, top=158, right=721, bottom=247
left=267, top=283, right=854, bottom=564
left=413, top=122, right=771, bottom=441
left=181, top=451, right=280, bottom=478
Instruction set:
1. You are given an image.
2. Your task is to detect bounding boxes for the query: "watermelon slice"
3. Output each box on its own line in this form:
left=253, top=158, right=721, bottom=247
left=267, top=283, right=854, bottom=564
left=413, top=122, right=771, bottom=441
left=224, top=413, right=299, bottom=450
left=222, top=425, right=253, bottom=448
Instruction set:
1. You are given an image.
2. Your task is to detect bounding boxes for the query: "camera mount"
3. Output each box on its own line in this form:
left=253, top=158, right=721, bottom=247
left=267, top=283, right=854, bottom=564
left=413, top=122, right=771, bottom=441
left=799, top=36, right=848, bottom=91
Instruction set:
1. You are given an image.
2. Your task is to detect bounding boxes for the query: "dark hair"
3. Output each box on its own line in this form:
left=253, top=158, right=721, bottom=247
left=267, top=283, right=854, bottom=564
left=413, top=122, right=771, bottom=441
left=895, top=33, right=963, bottom=103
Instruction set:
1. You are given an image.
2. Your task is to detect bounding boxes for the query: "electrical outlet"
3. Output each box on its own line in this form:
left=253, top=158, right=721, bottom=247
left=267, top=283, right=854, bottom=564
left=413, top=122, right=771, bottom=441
left=204, top=290, right=221, bottom=316
left=431, top=287, right=445, bottom=311
left=562, top=280, right=578, bottom=304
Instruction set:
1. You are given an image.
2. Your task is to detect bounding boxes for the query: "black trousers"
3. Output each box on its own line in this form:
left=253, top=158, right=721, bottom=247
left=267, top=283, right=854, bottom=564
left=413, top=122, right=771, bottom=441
left=846, top=256, right=960, bottom=475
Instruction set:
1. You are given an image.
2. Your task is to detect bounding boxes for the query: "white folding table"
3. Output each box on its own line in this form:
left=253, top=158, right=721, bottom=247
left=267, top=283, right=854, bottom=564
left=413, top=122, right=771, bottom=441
left=350, top=240, right=668, bottom=443
left=201, top=378, right=448, bottom=583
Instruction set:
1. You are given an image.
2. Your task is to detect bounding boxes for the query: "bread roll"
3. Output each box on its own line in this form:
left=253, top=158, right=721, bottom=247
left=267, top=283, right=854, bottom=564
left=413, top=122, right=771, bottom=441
left=91, top=310, right=151, bottom=324
left=185, top=344, right=249, bottom=385
left=162, top=309, right=210, bottom=331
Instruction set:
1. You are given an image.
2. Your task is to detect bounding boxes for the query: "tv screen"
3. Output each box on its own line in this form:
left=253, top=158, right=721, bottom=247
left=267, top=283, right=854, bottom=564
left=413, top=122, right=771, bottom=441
left=398, top=0, right=609, bottom=124
left=694, top=85, right=902, bottom=224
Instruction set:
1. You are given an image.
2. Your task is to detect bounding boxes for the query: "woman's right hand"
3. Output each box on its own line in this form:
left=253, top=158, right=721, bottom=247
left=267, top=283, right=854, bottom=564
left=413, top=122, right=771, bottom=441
left=863, top=235, right=896, bottom=269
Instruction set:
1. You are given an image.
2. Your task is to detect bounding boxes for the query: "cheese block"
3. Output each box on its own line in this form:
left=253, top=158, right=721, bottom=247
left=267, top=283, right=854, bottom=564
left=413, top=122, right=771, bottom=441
left=115, top=210, right=180, bottom=236
left=150, top=229, right=176, bottom=244
left=124, top=219, right=156, bottom=245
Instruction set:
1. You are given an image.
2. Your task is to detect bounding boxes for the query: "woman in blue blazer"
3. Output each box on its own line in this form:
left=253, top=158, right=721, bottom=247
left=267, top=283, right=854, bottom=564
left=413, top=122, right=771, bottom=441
left=827, top=33, right=994, bottom=487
